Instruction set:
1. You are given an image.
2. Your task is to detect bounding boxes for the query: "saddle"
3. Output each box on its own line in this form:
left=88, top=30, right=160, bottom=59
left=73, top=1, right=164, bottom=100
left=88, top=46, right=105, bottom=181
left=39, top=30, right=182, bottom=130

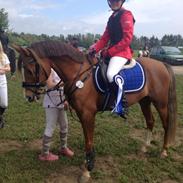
left=92, top=59, right=146, bottom=117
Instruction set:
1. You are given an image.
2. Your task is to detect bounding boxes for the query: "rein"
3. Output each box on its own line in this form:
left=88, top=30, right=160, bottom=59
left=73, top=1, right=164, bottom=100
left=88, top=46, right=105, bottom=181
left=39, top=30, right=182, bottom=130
left=64, top=55, right=97, bottom=102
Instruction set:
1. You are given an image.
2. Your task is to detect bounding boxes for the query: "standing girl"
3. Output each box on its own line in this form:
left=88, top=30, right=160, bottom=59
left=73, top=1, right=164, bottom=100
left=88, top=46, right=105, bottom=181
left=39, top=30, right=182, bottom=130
left=0, top=41, right=10, bottom=128
left=39, top=69, right=74, bottom=161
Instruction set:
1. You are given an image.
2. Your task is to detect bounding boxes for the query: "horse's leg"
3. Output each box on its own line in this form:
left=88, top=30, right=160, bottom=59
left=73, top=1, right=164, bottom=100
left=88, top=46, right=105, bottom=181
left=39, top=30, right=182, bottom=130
left=78, top=110, right=96, bottom=183
left=139, top=97, right=154, bottom=153
left=153, top=102, right=169, bottom=157
left=154, top=64, right=177, bottom=158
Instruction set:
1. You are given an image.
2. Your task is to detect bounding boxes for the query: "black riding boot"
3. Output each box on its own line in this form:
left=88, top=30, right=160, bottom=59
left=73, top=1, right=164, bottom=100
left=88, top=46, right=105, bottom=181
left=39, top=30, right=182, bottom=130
left=110, top=82, right=128, bottom=119
left=0, top=107, right=6, bottom=129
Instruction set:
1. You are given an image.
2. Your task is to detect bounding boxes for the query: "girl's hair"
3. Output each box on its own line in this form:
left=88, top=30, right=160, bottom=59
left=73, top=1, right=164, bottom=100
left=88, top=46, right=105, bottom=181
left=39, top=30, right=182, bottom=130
left=0, top=41, right=6, bottom=65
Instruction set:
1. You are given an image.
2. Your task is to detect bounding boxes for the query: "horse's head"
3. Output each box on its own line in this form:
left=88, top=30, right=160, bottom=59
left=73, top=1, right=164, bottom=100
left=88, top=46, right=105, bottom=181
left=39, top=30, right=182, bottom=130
left=12, top=44, right=50, bottom=102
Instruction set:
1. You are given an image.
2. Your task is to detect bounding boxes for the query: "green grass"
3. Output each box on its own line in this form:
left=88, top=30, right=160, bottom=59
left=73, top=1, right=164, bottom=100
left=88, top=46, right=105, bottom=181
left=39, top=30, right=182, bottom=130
left=0, top=73, right=182, bottom=183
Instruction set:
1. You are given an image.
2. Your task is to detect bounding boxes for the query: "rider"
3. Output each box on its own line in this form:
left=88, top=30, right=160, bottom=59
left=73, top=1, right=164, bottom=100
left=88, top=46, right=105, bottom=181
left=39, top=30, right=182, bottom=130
left=89, top=0, right=134, bottom=117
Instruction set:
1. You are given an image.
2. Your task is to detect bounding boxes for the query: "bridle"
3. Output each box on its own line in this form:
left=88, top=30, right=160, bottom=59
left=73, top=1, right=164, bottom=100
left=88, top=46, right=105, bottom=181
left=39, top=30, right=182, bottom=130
left=21, top=58, right=46, bottom=95
left=63, top=54, right=97, bottom=101
left=22, top=54, right=97, bottom=99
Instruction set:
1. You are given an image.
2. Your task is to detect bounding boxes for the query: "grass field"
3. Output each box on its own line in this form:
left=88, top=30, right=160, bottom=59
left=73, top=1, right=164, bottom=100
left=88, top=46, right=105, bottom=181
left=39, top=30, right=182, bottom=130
left=0, top=72, right=182, bottom=183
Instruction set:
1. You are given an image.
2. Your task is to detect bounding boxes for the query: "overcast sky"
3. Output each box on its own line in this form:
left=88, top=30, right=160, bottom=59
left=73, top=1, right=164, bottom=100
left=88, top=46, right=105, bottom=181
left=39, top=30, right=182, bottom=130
left=1, top=0, right=182, bottom=38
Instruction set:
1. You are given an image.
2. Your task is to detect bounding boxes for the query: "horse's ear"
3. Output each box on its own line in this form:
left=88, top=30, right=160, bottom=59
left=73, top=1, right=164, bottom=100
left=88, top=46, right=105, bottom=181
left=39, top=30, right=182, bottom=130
left=11, top=44, right=31, bottom=56
left=27, top=48, right=42, bottom=64
left=27, top=48, right=50, bottom=78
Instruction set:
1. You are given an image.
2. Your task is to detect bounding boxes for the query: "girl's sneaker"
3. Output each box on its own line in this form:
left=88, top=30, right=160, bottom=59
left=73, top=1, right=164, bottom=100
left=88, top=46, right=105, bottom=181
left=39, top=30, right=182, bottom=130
left=39, top=152, right=59, bottom=161
left=59, top=147, right=74, bottom=158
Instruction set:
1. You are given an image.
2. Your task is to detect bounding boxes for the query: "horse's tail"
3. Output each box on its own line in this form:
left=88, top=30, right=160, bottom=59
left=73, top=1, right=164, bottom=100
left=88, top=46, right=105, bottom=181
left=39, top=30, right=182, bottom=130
left=164, top=63, right=177, bottom=145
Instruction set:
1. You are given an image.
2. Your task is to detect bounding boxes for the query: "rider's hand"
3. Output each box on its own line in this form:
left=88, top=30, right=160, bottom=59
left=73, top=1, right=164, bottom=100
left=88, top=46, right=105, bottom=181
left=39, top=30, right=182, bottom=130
left=88, top=45, right=96, bottom=57
left=88, top=49, right=96, bottom=57
left=101, top=49, right=110, bottom=59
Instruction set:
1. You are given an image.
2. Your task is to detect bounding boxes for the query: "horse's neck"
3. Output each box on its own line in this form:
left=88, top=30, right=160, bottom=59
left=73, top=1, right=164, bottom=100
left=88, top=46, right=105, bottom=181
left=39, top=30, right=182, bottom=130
left=51, top=57, right=84, bottom=83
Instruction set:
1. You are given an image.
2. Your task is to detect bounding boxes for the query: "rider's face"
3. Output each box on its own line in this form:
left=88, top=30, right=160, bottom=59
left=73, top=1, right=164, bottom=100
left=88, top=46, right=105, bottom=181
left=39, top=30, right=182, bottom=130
left=108, top=0, right=123, bottom=11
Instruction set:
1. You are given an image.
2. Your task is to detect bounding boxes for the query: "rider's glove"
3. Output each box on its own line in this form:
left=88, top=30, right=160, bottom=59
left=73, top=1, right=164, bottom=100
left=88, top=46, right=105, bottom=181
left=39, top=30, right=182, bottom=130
left=88, top=47, right=96, bottom=57
left=101, top=49, right=110, bottom=60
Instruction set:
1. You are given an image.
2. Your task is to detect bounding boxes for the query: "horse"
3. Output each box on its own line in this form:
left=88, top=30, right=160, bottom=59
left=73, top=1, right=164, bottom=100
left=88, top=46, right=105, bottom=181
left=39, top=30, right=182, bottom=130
left=12, top=40, right=177, bottom=183
left=7, top=46, right=16, bottom=76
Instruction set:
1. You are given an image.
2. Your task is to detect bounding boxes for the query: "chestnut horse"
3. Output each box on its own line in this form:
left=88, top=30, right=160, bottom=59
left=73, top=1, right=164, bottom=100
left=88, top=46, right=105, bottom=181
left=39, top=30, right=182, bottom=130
left=13, top=40, right=177, bottom=182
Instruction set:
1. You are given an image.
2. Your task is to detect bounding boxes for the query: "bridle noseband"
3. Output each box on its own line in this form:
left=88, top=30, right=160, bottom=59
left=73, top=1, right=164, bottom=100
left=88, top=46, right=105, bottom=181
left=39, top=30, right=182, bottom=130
left=22, top=58, right=46, bottom=95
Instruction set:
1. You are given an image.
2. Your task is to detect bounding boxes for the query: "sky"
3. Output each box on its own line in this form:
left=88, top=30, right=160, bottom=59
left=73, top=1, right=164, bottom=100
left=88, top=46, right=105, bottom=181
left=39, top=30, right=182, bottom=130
left=0, top=0, right=183, bottom=38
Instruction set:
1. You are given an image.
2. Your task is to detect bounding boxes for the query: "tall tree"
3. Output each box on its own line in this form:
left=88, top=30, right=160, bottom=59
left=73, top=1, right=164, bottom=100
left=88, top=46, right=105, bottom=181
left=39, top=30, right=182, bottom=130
left=0, top=8, right=9, bottom=30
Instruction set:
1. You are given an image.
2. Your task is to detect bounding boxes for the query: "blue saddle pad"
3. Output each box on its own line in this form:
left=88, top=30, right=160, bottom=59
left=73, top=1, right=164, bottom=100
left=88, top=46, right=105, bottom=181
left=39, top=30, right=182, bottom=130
left=93, top=61, right=145, bottom=94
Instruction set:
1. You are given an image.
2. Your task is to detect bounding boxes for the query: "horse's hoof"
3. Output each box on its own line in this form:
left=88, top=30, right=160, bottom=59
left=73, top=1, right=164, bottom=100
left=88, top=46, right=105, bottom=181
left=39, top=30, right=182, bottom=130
left=141, top=145, right=148, bottom=153
left=161, top=150, right=168, bottom=158
left=80, top=163, right=86, bottom=171
left=77, top=174, right=91, bottom=183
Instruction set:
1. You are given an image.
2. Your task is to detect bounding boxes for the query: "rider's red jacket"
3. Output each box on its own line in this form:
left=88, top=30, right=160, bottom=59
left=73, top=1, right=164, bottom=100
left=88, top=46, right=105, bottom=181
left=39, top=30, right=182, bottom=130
left=94, top=8, right=134, bottom=60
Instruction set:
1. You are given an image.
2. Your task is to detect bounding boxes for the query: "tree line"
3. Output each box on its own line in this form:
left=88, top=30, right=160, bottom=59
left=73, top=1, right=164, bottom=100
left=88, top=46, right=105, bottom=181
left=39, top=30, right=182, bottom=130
left=1, top=8, right=183, bottom=50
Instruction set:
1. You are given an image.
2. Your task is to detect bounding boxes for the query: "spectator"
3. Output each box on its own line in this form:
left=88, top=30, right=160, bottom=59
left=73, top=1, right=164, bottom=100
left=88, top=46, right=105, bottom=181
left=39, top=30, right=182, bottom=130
left=0, top=29, right=9, bottom=54
left=138, top=46, right=149, bottom=58
left=0, top=41, right=10, bottom=128
left=70, top=37, right=79, bottom=49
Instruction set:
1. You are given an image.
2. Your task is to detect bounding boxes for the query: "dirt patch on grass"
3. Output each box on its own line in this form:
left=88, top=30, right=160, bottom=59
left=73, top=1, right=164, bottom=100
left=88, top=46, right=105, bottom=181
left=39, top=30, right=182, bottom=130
left=26, top=139, right=42, bottom=150
left=162, top=180, right=179, bottom=183
left=0, top=139, right=42, bottom=153
left=45, top=156, right=120, bottom=183
left=0, top=125, right=182, bottom=183
left=45, top=166, right=81, bottom=183
left=0, top=140, right=23, bottom=153
left=172, top=66, right=183, bottom=75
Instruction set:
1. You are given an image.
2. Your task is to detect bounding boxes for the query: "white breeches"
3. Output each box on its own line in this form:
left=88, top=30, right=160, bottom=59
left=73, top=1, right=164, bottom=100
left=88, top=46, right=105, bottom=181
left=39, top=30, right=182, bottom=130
left=107, top=56, right=128, bottom=83
left=0, top=84, right=8, bottom=108
left=44, top=108, right=68, bottom=137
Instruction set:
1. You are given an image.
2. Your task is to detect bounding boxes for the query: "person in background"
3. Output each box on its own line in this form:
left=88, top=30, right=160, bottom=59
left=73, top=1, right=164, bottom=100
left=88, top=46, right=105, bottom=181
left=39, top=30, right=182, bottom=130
left=0, top=41, right=10, bottom=128
left=138, top=47, right=143, bottom=58
left=138, top=46, right=149, bottom=58
left=8, top=47, right=16, bottom=79
left=143, top=45, right=150, bottom=57
left=70, top=37, right=79, bottom=49
left=0, top=29, right=9, bottom=54
left=39, top=69, right=74, bottom=161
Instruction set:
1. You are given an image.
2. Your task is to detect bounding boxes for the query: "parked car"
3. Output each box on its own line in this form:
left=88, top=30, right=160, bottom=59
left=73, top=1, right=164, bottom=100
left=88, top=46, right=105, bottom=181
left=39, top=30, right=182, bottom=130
left=150, top=46, right=183, bottom=65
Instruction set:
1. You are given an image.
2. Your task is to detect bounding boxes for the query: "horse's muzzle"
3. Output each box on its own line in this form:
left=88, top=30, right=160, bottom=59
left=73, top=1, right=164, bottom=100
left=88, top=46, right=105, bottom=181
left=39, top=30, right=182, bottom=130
left=26, top=95, right=40, bottom=102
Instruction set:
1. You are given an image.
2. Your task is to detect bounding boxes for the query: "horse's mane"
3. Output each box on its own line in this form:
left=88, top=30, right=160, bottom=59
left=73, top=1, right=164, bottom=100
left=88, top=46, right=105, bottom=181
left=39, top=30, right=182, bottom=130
left=30, top=40, right=85, bottom=63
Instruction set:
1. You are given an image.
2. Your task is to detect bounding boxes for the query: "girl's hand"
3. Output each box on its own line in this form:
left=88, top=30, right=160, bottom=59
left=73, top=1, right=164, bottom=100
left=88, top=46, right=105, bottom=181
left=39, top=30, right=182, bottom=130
left=64, top=101, right=69, bottom=110
left=0, top=69, right=5, bottom=75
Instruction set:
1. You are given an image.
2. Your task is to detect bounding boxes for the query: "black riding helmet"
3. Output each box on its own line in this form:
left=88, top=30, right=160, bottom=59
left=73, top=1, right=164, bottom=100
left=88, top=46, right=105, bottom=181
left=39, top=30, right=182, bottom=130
left=107, top=0, right=125, bottom=11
